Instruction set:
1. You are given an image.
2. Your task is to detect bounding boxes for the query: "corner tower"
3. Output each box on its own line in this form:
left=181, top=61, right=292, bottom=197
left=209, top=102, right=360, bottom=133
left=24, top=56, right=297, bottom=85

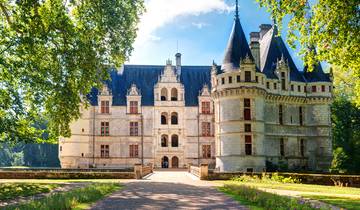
left=213, top=0, right=267, bottom=172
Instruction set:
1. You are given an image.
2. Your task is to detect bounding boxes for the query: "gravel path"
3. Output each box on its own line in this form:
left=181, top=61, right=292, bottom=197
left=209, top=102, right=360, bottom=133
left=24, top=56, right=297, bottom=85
left=90, top=170, right=248, bottom=210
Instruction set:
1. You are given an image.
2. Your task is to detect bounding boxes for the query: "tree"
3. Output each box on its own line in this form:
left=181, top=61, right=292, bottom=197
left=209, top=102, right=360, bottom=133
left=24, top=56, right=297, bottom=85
left=0, top=0, right=144, bottom=143
left=257, top=0, right=360, bottom=104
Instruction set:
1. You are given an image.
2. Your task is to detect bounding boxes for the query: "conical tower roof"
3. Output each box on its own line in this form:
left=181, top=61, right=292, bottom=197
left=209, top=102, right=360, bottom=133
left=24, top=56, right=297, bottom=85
left=221, top=0, right=253, bottom=71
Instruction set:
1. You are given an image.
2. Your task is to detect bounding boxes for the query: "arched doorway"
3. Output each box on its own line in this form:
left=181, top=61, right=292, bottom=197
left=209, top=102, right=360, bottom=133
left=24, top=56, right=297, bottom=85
left=161, top=156, right=169, bottom=168
left=171, top=156, right=179, bottom=168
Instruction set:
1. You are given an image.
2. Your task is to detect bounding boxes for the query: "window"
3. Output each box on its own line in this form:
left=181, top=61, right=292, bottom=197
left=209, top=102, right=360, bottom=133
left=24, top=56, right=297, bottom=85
left=255, top=76, right=258, bottom=83
left=129, top=145, right=139, bottom=157
left=329, top=86, right=332, bottom=92
left=161, top=88, right=168, bottom=101
left=291, top=85, right=294, bottom=91
left=60, top=146, right=62, bottom=152
left=171, top=135, right=179, bottom=147
left=245, top=135, right=252, bottom=155
left=274, top=83, right=277, bottom=90
left=299, top=107, right=303, bottom=126
left=161, top=135, right=168, bottom=147
left=202, top=122, right=211, bottom=137
left=129, top=122, right=138, bottom=136
left=266, top=82, right=270, bottom=89
left=202, top=145, right=211, bottom=158
left=281, top=72, right=285, bottom=77
left=229, top=76, right=232, bottom=84
left=82, top=128, right=85, bottom=132
left=244, top=99, right=251, bottom=120
left=280, top=138, right=285, bottom=156
left=245, top=124, right=251, bottom=132
left=130, top=101, right=138, bottom=114
left=221, top=78, right=225, bottom=84
left=300, top=139, right=305, bottom=157
left=100, top=101, right=110, bottom=113
left=321, top=85, right=325, bottom=92
left=171, top=88, right=178, bottom=101
left=245, top=71, right=251, bottom=82
left=201, top=101, right=211, bottom=114
left=237, top=75, right=241, bottom=82
left=281, top=79, right=286, bottom=90
left=161, top=113, right=167, bottom=125
left=101, top=145, right=109, bottom=158
left=312, top=85, right=317, bottom=92
left=304, top=86, right=307, bottom=92
left=171, top=112, right=178, bottom=125
left=298, top=85, right=301, bottom=92
left=101, top=122, right=109, bottom=136
left=279, top=105, right=283, bottom=125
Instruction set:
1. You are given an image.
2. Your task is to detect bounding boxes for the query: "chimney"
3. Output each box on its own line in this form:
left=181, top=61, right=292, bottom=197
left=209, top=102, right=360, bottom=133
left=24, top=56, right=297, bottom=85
left=250, top=32, right=260, bottom=69
left=259, top=24, right=272, bottom=39
left=175, top=53, right=181, bottom=75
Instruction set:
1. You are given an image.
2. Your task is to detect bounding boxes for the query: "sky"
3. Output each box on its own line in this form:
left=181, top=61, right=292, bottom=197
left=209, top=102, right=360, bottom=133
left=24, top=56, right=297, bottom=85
left=127, top=0, right=303, bottom=69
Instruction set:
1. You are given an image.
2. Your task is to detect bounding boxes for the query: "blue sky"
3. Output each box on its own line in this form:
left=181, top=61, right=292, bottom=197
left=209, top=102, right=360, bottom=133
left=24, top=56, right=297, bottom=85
left=128, top=0, right=303, bottom=69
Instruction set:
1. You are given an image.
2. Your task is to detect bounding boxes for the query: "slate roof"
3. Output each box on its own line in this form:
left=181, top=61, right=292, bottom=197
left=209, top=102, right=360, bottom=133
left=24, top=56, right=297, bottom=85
left=259, top=26, right=305, bottom=82
left=303, top=64, right=331, bottom=82
left=88, top=65, right=212, bottom=106
left=222, top=16, right=254, bottom=71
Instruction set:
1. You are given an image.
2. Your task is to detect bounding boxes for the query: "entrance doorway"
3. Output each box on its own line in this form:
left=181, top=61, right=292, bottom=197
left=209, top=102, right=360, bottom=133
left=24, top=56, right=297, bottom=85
left=161, top=156, right=169, bottom=168
left=171, top=156, right=179, bottom=168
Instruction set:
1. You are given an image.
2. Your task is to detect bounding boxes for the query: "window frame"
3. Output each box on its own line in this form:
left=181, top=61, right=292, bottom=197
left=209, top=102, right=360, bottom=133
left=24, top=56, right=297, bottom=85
left=129, top=121, right=139, bottom=136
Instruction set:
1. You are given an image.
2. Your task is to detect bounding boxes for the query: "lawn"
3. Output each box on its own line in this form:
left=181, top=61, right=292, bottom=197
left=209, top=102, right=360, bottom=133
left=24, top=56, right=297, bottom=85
left=220, top=175, right=360, bottom=210
left=0, top=183, right=59, bottom=201
left=5, top=183, right=121, bottom=210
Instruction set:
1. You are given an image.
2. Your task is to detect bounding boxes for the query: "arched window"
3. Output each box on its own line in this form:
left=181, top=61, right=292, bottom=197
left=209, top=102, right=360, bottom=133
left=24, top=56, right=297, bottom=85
left=161, top=112, right=168, bottom=125
left=171, top=134, right=178, bottom=147
left=171, top=112, right=178, bottom=125
left=161, top=135, right=168, bottom=147
left=161, top=88, right=168, bottom=101
left=171, top=88, right=178, bottom=101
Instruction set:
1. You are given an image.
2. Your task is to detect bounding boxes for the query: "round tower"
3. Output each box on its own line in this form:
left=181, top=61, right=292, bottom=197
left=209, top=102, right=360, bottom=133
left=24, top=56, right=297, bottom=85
left=212, top=1, right=266, bottom=172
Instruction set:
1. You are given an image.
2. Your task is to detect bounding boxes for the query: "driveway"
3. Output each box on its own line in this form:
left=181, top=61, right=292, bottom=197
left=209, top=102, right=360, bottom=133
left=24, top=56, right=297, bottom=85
left=90, top=170, right=247, bottom=210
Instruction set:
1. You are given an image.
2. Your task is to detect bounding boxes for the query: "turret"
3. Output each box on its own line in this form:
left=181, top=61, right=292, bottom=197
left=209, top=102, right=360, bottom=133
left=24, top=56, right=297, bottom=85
left=175, top=53, right=181, bottom=75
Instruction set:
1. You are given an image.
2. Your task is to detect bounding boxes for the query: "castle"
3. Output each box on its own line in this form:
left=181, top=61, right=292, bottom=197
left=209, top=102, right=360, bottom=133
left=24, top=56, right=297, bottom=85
left=59, top=3, right=333, bottom=172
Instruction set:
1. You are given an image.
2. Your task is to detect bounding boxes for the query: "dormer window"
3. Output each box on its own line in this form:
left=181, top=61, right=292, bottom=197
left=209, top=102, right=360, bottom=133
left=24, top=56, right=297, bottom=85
left=100, top=101, right=110, bottom=114
left=161, top=88, right=168, bottom=101
left=245, top=71, right=251, bottom=82
left=312, top=85, right=317, bottom=92
left=281, top=72, right=286, bottom=90
left=130, top=101, right=138, bottom=114
left=201, top=101, right=211, bottom=114
left=171, top=88, right=178, bottom=101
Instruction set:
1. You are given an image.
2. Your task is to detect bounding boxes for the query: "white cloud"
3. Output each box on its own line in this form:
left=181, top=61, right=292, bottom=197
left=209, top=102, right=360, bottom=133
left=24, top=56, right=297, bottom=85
left=136, top=0, right=232, bottom=44
left=191, top=22, right=210, bottom=29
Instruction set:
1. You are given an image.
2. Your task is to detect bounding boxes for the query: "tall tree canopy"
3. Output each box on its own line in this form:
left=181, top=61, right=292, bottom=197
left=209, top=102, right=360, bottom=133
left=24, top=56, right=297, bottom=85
left=0, top=0, right=144, bottom=143
left=257, top=0, right=360, bottom=104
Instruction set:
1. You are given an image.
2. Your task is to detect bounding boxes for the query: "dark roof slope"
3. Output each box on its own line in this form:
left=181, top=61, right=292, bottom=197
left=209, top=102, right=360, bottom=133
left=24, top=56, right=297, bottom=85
left=222, top=16, right=254, bottom=70
left=261, top=27, right=305, bottom=82
left=88, top=65, right=212, bottom=106
left=303, top=64, right=331, bottom=82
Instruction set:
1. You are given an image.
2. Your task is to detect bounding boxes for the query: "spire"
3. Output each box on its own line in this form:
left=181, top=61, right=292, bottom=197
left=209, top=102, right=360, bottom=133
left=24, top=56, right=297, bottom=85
left=235, top=0, right=239, bottom=19
left=272, top=16, right=278, bottom=36
left=221, top=0, right=253, bottom=71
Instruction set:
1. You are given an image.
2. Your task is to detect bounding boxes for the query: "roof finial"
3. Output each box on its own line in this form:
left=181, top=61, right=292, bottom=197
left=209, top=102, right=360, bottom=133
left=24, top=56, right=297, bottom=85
left=235, top=0, right=239, bottom=19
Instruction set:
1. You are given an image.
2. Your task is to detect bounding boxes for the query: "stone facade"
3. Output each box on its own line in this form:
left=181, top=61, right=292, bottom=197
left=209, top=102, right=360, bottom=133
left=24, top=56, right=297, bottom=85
left=59, top=7, right=333, bottom=172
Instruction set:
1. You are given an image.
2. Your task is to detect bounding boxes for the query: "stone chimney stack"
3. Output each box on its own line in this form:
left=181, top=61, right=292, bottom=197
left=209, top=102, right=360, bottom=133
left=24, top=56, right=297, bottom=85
left=259, top=24, right=272, bottom=39
left=250, top=32, right=260, bottom=69
left=175, top=52, right=182, bottom=75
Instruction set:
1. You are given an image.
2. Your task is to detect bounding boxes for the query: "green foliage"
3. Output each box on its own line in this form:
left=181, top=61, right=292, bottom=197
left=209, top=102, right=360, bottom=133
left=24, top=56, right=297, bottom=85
left=0, top=0, right=145, bottom=143
left=220, top=184, right=317, bottom=210
left=256, top=0, right=360, bottom=103
left=231, top=173, right=300, bottom=184
left=300, top=195, right=360, bottom=210
left=0, top=143, right=60, bottom=167
left=6, top=183, right=121, bottom=210
left=0, top=183, right=58, bottom=201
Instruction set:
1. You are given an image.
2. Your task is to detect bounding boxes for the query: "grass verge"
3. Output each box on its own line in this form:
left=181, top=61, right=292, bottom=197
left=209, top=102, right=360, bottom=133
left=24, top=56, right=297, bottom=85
left=5, top=183, right=121, bottom=210
left=0, top=183, right=59, bottom=201
left=301, top=194, right=360, bottom=210
left=219, top=184, right=320, bottom=210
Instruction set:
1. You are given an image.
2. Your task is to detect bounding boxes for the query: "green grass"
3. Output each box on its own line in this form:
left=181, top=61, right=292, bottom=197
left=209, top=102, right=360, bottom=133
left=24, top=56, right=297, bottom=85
left=0, top=183, right=59, bottom=201
left=219, top=184, right=319, bottom=210
left=301, top=195, right=360, bottom=210
left=5, top=183, right=122, bottom=210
